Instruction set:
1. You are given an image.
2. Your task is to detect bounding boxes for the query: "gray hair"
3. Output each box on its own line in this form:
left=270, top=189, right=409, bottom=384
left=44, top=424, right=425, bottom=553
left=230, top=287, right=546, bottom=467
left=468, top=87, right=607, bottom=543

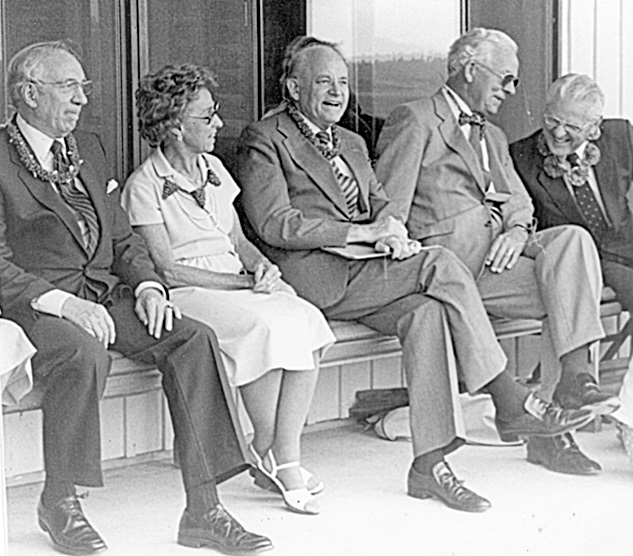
left=545, top=73, right=604, bottom=121
left=7, top=40, right=81, bottom=108
left=447, top=28, right=518, bottom=76
left=280, top=36, right=346, bottom=100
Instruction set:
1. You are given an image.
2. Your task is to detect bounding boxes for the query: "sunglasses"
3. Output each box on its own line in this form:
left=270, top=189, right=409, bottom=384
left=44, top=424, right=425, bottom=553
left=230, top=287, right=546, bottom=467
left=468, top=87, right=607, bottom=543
left=472, top=60, right=520, bottom=89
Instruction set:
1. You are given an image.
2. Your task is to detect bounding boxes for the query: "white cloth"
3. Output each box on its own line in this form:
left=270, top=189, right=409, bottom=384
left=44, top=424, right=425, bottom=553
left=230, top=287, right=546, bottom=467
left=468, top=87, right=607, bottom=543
left=123, top=148, right=335, bottom=386
left=0, top=319, right=35, bottom=405
left=613, top=358, right=633, bottom=427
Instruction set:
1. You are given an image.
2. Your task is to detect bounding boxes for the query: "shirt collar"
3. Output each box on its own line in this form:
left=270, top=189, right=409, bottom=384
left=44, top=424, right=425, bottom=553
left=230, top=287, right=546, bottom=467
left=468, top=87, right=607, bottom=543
left=442, top=86, right=474, bottom=123
left=16, top=114, right=64, bottom=166
left=151, top=147, right=209, bottom=192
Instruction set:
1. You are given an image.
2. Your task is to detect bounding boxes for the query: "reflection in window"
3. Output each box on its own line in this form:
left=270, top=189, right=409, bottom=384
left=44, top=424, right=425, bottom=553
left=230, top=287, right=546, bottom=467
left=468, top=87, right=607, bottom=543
left=308, top=0, right=461, bottom=156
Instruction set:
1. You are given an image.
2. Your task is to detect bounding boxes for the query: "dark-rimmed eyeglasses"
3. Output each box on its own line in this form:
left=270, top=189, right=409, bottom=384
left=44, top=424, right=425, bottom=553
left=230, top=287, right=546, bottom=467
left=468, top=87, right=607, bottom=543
left=184, top=103, right=221, bottom=126
left=542, top=113, right=595, bottom=134
left=472, top=60, right=520, bottom=89
left=29, top=78, right=93, bottom=96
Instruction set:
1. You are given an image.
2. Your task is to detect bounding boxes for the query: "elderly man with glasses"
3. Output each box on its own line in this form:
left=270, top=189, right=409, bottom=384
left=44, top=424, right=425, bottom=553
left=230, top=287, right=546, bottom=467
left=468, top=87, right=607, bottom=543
left=375, top=29, right=616, bottom=475
left=511, top=73, right=633, bottom=465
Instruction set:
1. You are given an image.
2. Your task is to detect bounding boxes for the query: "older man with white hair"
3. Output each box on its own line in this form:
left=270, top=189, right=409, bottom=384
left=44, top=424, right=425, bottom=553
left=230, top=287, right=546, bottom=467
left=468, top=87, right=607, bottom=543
left=376, top=29, right=615, bottom=476
left=511, top=73, right=633, bottom=464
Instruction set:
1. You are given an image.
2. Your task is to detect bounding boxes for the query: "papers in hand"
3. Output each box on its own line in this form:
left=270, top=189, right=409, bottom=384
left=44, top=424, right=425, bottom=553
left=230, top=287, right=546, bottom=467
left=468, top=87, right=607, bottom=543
left=322, top=243, right=390, bottom=260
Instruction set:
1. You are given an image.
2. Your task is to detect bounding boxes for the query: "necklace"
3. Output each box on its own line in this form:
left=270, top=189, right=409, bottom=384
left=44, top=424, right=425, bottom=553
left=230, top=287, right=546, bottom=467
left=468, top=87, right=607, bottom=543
left=537, top=132, right=600, bottom=187
left=286, top=102, right=341, bottom=160
left=7, top=118, right=83, bottom=184
left=162, top=155, right=221, bottom=209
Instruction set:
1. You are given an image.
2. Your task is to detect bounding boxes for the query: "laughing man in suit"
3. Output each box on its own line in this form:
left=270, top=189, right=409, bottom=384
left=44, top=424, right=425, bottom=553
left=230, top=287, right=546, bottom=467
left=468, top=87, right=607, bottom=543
left=375, top=28, right=616, bottom=477
left=0, top=41, right=272, bottom=555
left=237, top=35, right=594, bottom=513
left=510, top=73, right=633, bottom=462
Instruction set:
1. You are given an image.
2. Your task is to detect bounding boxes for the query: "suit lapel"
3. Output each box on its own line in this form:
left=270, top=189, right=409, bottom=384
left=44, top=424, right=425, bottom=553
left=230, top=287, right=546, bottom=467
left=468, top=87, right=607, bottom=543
left=77, top=157, right=106, bottom=256
left=535, top=163, right=585, bottom=225
left=594, top=152, right=623, bottom=231
left=9, top=143, right=87, bottom=251
left=278, top=115, right=351, bottom=218
left=433, top=92, right=488, bottom=192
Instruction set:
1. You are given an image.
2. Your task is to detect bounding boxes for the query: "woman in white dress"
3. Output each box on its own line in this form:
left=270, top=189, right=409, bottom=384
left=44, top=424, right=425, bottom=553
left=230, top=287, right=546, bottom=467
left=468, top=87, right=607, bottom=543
left=123, top=64, right=335, bottom=515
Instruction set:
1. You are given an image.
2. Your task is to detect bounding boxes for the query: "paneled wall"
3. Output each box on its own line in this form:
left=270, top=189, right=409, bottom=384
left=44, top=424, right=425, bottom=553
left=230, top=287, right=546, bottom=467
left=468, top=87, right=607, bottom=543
left=560, top=0, right=633, bottom=120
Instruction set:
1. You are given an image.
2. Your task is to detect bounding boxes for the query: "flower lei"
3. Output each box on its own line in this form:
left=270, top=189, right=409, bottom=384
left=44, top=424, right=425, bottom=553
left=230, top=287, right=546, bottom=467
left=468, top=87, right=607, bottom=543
left=7, top=118, right=83, bottom=184
left=286, top=102, right=341, bottom=160
left=537, top=132, right=600, bottom=187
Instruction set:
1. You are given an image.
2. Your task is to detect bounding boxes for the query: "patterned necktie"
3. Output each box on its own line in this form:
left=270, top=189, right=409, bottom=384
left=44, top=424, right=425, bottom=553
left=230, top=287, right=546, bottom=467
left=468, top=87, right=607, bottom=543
left=316, top=131, right=359, bottom=216
left=568, top=153, right=608, bottom=239
left=458, top=111, right=486, bottom=165
left=51, top=141, right=99, bottom=255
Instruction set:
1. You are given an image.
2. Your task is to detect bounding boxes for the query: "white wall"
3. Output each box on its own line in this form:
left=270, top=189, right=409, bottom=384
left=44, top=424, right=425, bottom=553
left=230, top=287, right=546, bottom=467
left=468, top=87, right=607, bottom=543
left=560, top=0, right=633, bottom=120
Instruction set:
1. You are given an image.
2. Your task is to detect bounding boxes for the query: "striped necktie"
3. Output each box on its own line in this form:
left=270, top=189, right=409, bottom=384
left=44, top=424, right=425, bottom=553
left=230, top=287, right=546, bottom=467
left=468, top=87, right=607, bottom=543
left=51, top=140, right=99, bottom=255
left=568, top=153, right=608, bottom=240
left=316, top=131, right=359, bottom=217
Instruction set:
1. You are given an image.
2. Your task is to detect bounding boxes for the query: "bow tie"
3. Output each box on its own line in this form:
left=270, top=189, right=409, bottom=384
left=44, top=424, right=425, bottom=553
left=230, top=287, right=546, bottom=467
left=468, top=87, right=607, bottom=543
left=162, top=178, right=207, bottom=209
left=458, top=111, right=487, bottom=138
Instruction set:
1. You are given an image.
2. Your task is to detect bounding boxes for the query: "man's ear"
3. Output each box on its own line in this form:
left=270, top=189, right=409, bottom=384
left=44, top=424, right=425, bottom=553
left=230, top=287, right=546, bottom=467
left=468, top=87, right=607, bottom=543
left=463, top=61, right=476, bottom=84
left=286, top=78, right=300, bottom=102
left=22, top=83, right=39, bottom=109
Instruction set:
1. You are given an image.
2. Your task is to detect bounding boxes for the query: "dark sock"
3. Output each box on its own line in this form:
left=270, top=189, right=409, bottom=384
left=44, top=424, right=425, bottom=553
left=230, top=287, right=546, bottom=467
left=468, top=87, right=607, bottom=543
left=486, top=371, right=529, bottom=420
left=41, top=477, right=76, bottom=508
left=560, top=346, right=591, bottom=387
left=412, top=449, right=443, bottom=475
left=185, top=480, right=220, bottom=517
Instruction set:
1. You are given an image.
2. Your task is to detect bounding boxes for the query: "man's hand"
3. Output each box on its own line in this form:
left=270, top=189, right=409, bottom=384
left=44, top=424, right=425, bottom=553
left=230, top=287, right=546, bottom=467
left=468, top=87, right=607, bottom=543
left=485, top=227, right=528, bottom=273
left=61, top=297, right=116, bottom=347
left=135, top=288, right=182, bottom=339
left=375, top=236, right=423, bottom=260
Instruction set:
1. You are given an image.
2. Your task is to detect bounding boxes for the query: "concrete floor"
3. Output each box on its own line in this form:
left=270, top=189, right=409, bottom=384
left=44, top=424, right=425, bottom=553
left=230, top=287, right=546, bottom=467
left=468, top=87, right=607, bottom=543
left=7, top=420, right=633, bottom=556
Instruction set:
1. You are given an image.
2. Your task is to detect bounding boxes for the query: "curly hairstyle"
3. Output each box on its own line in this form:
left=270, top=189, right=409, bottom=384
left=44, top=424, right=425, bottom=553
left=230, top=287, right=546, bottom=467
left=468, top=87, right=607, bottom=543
left=136, top=64, right=218, bottom=147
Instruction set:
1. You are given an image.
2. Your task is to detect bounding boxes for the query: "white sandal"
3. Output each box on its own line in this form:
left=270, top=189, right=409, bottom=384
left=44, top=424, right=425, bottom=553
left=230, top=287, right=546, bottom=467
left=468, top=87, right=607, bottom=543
left=258, top=450, right=320, bottom=515
left=248, top=444, right=324, bottom=495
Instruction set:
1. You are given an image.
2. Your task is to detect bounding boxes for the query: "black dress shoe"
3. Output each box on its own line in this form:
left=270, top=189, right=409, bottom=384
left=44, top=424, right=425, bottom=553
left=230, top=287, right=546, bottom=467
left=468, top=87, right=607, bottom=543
left=178, top=504, right=273, bottom=554
left=526, top=433, right=601, bottom=475
left=407, top=461, right=491, bottom=513
left=495, top=393, right=595, bottom=442
left=38, top=495, right=107, bottom=555
left=554, top=373, right=621, bottom=415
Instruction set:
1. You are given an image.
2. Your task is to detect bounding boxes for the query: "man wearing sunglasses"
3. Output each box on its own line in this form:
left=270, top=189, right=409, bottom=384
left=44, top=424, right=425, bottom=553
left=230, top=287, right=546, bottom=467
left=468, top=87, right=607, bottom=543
left=376, top=29, right=616, bottom=473
left=511, top=73, right=633, bottom=466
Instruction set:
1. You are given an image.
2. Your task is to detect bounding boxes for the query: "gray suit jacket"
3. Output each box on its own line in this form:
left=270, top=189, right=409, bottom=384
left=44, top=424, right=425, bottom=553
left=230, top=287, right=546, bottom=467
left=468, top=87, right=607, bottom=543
left=375, top=89, right=534, bottom=276
left=237, top=110, right=396, bottom=309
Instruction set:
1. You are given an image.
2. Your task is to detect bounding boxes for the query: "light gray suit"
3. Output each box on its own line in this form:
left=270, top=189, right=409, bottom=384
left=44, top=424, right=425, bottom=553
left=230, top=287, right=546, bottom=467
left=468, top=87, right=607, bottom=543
left=375, top=90, right=605, bottom=399
left=238, top=110, right=508, bottom=458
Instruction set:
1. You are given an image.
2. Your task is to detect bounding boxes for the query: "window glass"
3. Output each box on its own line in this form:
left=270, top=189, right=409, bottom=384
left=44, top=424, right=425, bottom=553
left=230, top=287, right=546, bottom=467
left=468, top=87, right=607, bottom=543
left=308, top=0, right=461, bottom=118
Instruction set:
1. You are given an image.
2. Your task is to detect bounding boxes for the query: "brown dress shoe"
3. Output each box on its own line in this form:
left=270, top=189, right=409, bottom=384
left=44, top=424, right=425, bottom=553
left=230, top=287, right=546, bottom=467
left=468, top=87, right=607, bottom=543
left=526, top=433, right=601, bottom=475
left=178, top=504, right=273, bottom=554
left=407, top=461, right=491, bottom=513
left=38, top=494, right=107, bottom=555
left=555, top=373, right=621, bottom=415
left=495, top=392, right=595, bottom=442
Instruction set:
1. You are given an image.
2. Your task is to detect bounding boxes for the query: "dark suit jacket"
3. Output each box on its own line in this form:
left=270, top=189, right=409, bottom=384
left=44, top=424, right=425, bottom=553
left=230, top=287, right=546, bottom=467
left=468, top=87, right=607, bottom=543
left=236, top=110, right=396, bottom=309
left=375, top=89, right=534, bottom=277
left=0, top=126, right=163, bottom=330
left=510, top=119, right=633, bottom=262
